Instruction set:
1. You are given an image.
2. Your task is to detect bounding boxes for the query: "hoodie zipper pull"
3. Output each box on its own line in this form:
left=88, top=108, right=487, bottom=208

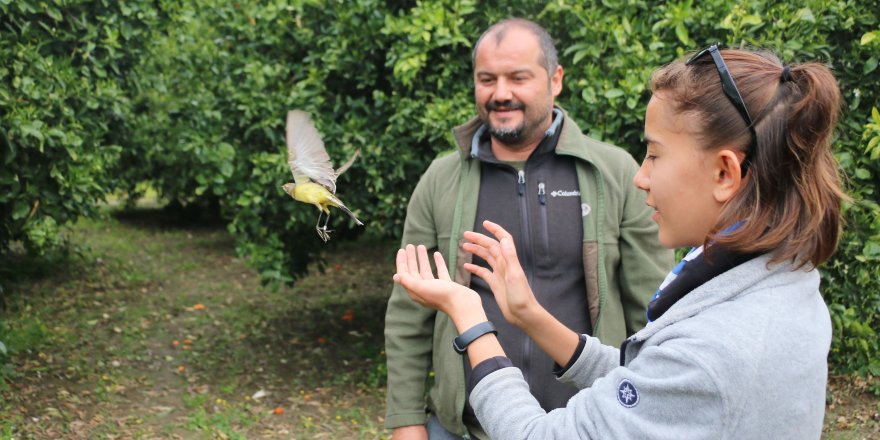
left=538, top=182, right=546, bottom=205
left=517, top=170, right=525, bottom=196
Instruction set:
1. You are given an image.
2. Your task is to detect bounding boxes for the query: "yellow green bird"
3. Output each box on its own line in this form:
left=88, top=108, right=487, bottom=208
left=282, top=110, right=363, bottom=242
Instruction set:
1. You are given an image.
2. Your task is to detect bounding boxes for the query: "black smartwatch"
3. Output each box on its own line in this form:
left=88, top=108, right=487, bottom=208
left=452, top=321, right=497, bottom=354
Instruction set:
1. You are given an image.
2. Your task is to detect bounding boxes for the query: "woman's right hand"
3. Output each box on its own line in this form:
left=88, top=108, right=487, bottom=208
left=393, top=244, right=486, bottom=330
left=463, top=220, right=542, bottom=328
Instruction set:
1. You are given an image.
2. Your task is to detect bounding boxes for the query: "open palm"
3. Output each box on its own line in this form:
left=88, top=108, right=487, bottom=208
left=393, top=244, right=478, bottom=314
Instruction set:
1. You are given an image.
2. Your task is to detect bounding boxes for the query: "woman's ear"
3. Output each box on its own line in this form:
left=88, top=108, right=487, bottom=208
left=712, top=149, right=745, bottom=203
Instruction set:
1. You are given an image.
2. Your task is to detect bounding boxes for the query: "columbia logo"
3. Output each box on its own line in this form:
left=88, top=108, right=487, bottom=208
left=551, top=190, right=580, bottom=197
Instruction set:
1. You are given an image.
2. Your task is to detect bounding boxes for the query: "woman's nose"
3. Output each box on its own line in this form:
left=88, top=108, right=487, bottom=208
left=633, top=163, right=650, bottom=192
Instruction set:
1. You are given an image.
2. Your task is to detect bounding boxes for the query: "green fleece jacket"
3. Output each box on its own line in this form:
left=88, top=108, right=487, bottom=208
left=384, top=109, right=672, bottom=436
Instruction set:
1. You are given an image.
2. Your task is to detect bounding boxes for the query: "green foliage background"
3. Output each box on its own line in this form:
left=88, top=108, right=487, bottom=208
left=2, top=0, right=878, bottom=377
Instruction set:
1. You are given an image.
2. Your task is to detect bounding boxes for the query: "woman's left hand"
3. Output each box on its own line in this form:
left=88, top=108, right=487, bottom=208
left=393, top=244, right=482, bottom=318
left=463, top=221, right=541, bottom=328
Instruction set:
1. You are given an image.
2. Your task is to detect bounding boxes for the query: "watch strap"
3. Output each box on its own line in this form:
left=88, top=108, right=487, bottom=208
left=452, top=321, right=497, bottom=354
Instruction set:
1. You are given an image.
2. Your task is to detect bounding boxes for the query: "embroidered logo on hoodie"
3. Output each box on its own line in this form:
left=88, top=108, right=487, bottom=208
left=581, top=203, right=591, bottom=217
left=617, top=379, right=639, bottom=408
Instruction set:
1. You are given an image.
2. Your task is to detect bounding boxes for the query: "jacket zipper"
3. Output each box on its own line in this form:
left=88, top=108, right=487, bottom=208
left=537, top=182, right=547, bottom=205
left=538, top=181, right=550, bottom=256
left=517, top=169, right=525, bottom=195
left=517, top=168, right=534, bottom=383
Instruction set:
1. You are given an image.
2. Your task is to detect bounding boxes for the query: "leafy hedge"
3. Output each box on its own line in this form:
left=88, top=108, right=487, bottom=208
left=1, top=0, right=878, bottom=377
left=0, top=1, right=158, bottom=254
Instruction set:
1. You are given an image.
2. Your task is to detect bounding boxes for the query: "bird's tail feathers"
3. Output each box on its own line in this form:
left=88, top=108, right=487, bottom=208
left=326, top=194, right=364, bottom=226
left=337, top=203, right=364, bottom=226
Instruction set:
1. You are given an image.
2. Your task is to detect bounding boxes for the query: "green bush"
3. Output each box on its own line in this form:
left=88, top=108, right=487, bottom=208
left=826, top=106, right=880, bottom=379
left=0, top=1, right=159, bottom=255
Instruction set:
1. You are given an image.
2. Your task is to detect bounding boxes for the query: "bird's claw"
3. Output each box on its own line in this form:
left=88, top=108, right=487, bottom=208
left=316, top=226, right=333, bottom=242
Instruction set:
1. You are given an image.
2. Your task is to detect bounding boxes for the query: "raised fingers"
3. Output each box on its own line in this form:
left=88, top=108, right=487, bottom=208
left=462, top=231, right=504, bottom=268
left=434, top=252, right=452, bottom=281
left=461, top=242, right=494, bottom=267
left=416, top=245, right=435, bottom=279
left=483, top=220, right=514, bottom=242
left=463, top=262, right=500, bottom=291
left=405, top=244, right=420, bottom=278
left=463, top=230, right=500, bottom=250
left=395, top=248, right=408, bottom=278
left=499, top=238, right=527, bottom=282
left=394, top=248, right=417, bottom=291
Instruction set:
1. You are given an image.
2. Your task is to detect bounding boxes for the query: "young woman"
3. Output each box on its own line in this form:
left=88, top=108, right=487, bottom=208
left=393, top=45, right=845, bottom=439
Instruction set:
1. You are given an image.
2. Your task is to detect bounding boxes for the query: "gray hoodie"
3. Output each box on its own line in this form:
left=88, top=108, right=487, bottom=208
left=470, top=254, right=830, bottom=439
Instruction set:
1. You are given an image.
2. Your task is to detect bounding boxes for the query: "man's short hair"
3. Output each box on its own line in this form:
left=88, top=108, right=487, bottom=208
left=471, top=18, right=559, bottom=76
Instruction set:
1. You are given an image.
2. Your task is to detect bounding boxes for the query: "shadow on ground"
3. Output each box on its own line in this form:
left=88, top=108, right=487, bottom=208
left=111, top=200, right=226, bottom=231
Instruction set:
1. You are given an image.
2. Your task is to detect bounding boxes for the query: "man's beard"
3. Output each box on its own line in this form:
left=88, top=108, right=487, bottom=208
left=489, top=125, right=524, bottom=143
left=484, top=100, right=527, bottom=144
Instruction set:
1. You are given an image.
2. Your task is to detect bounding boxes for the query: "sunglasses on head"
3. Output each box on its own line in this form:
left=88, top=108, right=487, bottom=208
left=686, top=43, right=756, bottom=174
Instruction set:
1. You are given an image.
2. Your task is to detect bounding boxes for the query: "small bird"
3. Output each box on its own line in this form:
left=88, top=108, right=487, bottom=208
left=282, top=110, right=363, bottom=242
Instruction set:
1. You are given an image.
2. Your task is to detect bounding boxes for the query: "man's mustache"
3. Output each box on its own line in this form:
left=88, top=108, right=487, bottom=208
left=486, top=100, right=525, bottom=112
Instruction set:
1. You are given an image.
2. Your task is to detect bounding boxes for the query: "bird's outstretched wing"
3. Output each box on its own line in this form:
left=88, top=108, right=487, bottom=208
left=286, top=110, right=338, bottom=193
left=335, top=148, right=360, bottom=176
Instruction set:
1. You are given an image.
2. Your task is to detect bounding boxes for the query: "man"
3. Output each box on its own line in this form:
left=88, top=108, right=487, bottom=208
left=384, top=18, right=672, bottom=439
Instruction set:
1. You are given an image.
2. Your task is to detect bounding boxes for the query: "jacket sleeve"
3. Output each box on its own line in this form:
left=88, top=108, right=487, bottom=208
left=383, top=165, right=441, bottom=429
left=617, top=160, right=673, bottom=334
left=469, top=341, right=724, bottom=440
left=557, top=335, right=620, bottom=389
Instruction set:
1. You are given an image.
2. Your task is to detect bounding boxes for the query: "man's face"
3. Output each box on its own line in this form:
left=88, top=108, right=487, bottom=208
left=473, top=27, right=563, bottom=148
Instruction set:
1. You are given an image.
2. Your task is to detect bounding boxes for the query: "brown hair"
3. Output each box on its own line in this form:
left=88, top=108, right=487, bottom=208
left=650, top=49, right=847, bottom=268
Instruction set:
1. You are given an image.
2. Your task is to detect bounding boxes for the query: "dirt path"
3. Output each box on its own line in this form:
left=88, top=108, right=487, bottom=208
left=1, top=210, right=392, bottom=439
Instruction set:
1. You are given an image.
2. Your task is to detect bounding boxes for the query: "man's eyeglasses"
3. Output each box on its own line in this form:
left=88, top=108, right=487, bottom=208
left=686, top=44, right=756, bottom=173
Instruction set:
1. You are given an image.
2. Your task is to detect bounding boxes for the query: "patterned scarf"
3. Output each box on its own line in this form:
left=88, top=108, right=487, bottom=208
left=646, top=238, right=760, bottom=322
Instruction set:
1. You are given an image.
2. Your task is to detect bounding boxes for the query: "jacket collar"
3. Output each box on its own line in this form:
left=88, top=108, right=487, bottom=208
left=633, top=254, right=815, bottom=342
left=452, top=106, right=601, bottom=164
